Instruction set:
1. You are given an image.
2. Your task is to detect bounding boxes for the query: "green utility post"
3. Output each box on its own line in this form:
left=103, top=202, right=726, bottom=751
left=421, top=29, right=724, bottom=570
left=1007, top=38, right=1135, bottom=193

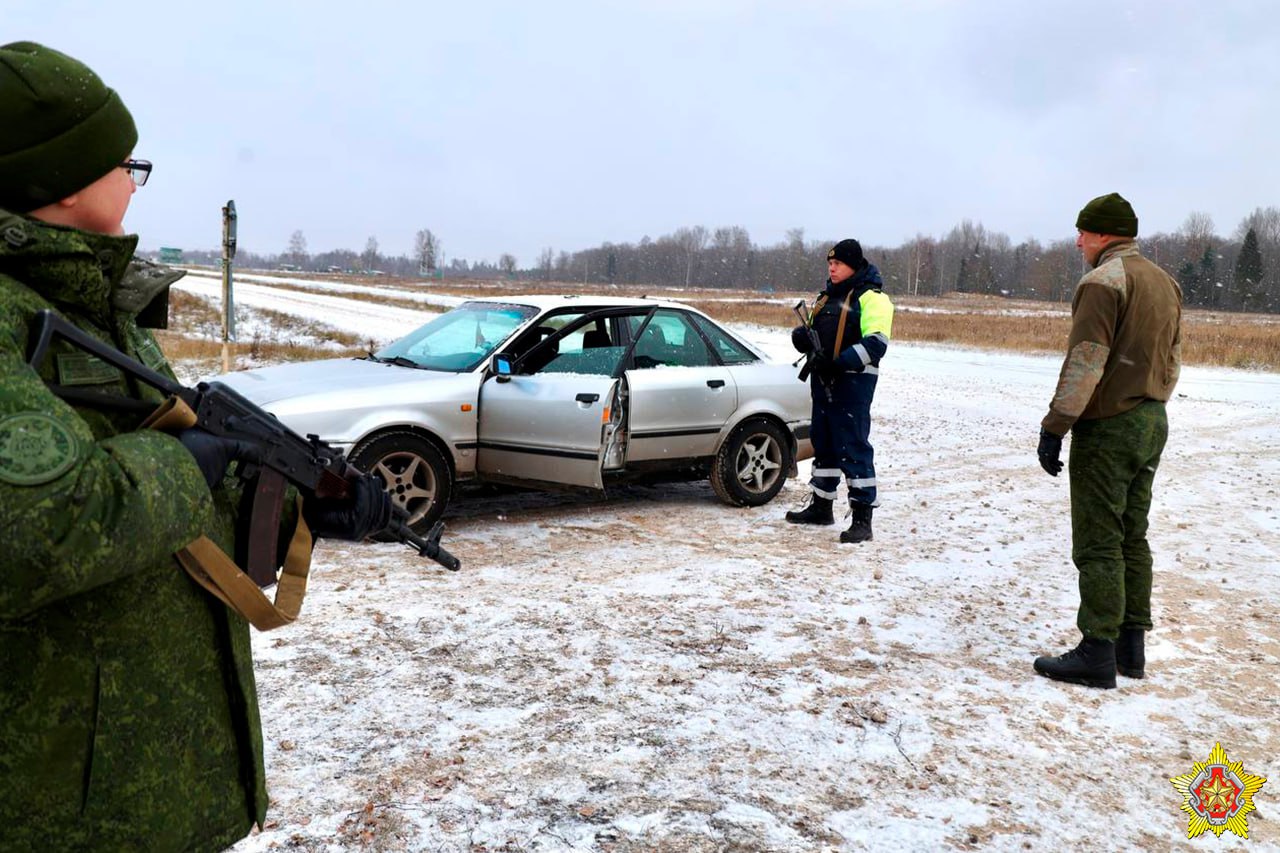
left=221, top=200, right=237, bottom=373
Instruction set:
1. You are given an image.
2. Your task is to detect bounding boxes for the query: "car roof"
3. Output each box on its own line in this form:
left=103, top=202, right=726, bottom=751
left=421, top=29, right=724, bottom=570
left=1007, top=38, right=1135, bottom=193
left=464, top=293, right=699, bottom=312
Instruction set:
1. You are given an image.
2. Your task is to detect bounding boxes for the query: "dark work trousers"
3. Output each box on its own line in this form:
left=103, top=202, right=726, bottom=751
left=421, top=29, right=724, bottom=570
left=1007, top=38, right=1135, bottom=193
left=807, top=370, right=879, bottom=506
left=1069, top=400, right=1169, bottom=641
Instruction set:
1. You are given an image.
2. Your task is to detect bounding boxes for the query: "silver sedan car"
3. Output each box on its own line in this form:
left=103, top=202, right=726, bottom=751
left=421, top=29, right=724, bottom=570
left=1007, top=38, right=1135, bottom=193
left=215, top=295, right=812, bottom=533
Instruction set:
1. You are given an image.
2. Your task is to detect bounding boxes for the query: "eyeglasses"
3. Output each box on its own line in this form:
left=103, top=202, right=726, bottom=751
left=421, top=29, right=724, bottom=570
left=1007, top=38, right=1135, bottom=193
left=121, top=159, right=152, bottom=186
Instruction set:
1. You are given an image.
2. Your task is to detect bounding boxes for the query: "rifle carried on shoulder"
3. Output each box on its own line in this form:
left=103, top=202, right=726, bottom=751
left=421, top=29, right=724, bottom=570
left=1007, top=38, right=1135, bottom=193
left=793, top=300, right=833, bottom=402
left=27, top=309, right=460, bottom=581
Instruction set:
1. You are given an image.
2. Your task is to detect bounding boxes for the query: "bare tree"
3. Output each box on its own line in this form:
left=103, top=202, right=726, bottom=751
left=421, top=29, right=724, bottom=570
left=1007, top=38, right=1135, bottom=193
left=287, top=230, right=308, bottom=267
left=498, top=253, right=517, bottom=277
left=414, top=229, right=439, bottom=275
left=538, top=247, right=555, bottom=282
left=554, top=251, right=572, bottom=280
left=784, top=227, right=809, bottom=290
left=674, top=226, right=709, bottom=287
left=906, top=234, right=935, bottom=296
left=1234, top=206, right=1280, bottom=247
left=1179, top=211, right=1216, bottom=262
left=362, top=236, right=380, bottom=272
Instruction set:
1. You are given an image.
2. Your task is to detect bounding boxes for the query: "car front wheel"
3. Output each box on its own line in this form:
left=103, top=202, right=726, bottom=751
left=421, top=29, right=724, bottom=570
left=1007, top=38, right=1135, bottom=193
left=710, top=418, right=791, bottom=507
left=348, top=431, right=453, bottom=536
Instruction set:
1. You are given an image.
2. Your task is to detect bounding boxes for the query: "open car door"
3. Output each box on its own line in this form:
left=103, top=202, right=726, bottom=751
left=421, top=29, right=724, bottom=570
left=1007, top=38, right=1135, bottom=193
left=476, top=310, right=627, bottom=489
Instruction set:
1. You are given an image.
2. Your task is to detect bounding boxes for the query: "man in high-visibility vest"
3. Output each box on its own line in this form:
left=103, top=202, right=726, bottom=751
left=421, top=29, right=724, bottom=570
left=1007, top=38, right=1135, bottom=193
left=786, top=239, right=894, bottom=543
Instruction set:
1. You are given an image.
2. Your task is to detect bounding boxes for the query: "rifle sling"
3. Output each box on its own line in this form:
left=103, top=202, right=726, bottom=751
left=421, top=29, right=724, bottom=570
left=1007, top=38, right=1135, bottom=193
left=832, top=290, right=856, bottom=361
left=145, top=394, right=316, bottom=630
left=175, top=502, right=313, bottom=631
left=245, top=471, right=288, bottom=587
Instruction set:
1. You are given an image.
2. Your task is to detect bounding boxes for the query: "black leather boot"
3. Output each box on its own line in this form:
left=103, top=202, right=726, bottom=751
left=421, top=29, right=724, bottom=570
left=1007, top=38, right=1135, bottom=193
left=1033, top=637, right=1117, bottom=689
left=1116, top=628, right=1145, bottom=679
left=785, top=496, right=834, bottom=525
left=839, top=504, right=873, bottom=543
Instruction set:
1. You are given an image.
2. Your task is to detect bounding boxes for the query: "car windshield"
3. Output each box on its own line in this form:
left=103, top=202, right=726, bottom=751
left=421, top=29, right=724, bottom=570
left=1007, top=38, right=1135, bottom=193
left=374, top=302, right=538, bottom=371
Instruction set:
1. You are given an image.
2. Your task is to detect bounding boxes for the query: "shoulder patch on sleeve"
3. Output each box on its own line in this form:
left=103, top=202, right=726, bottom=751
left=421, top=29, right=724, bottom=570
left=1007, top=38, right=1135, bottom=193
left=0, top=413, right=80, bottom=485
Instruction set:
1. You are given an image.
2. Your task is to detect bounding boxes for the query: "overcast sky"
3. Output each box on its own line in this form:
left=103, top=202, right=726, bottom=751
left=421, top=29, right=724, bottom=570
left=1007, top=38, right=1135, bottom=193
left=9, top=1, right=1277, bottom=264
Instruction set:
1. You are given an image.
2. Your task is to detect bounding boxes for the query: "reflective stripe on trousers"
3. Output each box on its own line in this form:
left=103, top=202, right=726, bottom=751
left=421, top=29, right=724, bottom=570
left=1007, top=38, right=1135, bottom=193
left=808, top=371, right=878, bottom=506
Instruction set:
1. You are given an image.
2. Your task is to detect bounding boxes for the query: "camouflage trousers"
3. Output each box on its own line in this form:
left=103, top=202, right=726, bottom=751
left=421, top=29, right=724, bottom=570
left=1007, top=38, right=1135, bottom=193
left=1068, top=400, right=1169, bottom=641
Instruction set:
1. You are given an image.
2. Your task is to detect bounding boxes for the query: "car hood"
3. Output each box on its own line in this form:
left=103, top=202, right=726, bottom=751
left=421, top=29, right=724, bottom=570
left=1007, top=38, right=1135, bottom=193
left=212, top=357, right=461, bottom=405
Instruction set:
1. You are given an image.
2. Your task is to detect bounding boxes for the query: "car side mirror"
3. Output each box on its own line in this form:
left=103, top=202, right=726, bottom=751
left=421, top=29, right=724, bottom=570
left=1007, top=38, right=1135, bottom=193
left=491, top=353, right=513, bottom=382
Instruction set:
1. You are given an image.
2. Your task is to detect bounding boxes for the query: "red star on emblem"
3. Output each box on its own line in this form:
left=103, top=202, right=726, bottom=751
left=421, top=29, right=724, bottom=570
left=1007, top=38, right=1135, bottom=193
left=1194, top=767, right=1241, bottom=819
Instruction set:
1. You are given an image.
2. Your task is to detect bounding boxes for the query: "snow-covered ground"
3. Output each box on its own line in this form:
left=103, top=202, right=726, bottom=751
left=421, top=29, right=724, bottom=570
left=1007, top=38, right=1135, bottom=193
left=208, top=275, right=1279, bottom=852
left=176, top=270, right=451, bottom=347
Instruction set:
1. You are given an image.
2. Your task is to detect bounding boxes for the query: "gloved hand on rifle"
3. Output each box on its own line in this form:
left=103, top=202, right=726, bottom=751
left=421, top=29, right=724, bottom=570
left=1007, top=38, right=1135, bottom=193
left=1037, top=427, right=1064, bottom=477
left=178, top=428, right=262, bottom=489
left=791, top=325, right=813, bottom=354
left=303, top=473, right=393, bottom=541
left=808, top=352, right=842, bottom=382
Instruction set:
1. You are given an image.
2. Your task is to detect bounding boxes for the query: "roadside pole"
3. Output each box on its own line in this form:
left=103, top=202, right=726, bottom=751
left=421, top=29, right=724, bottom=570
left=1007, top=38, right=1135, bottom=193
left=221, top=200, right=237, bottom=373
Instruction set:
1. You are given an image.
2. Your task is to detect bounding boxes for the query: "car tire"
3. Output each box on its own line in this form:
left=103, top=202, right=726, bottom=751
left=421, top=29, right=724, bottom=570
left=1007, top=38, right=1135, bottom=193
left=349, top=431, right=453, bottom=537
left=710, top=418, right=791, bottom=507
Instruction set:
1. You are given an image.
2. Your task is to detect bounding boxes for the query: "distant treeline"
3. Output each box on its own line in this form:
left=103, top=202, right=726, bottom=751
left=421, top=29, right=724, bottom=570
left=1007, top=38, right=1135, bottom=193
left=149, top=206, right=1280, bottom=313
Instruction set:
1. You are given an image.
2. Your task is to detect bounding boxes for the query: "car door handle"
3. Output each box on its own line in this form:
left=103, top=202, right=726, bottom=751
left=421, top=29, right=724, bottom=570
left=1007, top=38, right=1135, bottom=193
left=575, top=393, right=600, bottom=404
left=706, top=379, right=726, bottom=388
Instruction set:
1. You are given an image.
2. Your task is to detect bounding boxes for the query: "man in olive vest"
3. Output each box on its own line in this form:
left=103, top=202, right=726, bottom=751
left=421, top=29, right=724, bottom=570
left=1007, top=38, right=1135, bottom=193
left=1033, top=193, right=1182, bottom=689
left=0, top=42, right=389, bottom=850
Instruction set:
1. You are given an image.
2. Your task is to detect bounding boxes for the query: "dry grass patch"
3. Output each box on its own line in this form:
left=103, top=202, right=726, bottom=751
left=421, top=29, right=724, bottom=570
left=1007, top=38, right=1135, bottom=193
left=894, top=311, right=1068, bottom=353
left=1182, top=314, right=1280, bottom=369
left=154, top=333, right=365, bottom=363
left=167, top=288, right=222, bottom=334
left=161, top=286, right=369, bottom=372
left=247, top=306, right=367, bottom=348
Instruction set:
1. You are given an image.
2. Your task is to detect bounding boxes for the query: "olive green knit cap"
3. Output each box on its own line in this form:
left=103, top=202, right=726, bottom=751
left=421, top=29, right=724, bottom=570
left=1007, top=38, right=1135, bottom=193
left=0, top=41, right=137, bottom=212
left=1075, top=192, right=1138, bottom=237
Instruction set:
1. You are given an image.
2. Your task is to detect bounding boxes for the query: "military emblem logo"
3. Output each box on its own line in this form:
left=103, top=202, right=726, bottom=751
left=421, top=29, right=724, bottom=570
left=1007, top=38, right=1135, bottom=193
left=0, top=412, right=79, bottom=485
left=1170, top=742, right=1267, bottom=839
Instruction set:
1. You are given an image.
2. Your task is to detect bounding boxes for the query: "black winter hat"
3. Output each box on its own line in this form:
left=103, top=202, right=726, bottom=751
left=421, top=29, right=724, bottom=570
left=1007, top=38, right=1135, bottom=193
left=1075, top=193, right=1138, bottom=237
left=0, top=41, right=137, bottom=212
left=827, top=238, right=864, bottom=269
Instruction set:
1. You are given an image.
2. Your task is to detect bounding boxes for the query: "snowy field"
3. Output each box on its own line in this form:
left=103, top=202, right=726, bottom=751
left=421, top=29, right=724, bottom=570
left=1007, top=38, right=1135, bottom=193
left=176, top=269, right=457, bottom=348
left=186, top=275, right=1280, bottom=852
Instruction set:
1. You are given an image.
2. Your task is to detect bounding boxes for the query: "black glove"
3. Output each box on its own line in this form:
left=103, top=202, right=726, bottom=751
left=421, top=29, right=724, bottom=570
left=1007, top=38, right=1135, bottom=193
left=809, top=352, right=841, bottom=381
left=177, top=428, right=261, bottom=489
left=1037, top=428, right=1064, bottom=477
left=791, top=326, right=813, bottom=354
left=303, top=473, right=393, bottom=541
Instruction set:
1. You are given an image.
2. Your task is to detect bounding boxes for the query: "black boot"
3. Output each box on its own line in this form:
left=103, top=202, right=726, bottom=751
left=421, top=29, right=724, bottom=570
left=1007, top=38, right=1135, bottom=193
left=785, top=496, right=834, bottom=525
left=1033, top=637, right=1117, bottom=689
left=1116, top=628, right=1145, bottom=679
left=839, top=504, right=873, bottom=543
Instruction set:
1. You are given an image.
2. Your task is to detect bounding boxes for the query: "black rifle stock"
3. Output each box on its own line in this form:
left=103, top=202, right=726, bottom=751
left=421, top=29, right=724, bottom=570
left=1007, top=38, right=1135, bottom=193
left=792, top=300, right=833, bottom=402
left=26, top=309, right=460, bottom=578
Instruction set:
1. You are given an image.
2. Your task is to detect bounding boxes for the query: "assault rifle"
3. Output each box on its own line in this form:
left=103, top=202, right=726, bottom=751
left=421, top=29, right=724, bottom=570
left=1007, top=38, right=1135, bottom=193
left=792, top=300, right=833, bottom=402
left=26, top=309, right=460, bottom=580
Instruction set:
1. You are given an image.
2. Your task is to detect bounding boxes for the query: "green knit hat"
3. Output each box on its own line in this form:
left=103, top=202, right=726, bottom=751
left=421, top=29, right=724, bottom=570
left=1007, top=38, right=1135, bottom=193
left=1075, top=192, right=1138, bottom=237
left=0, top=41, right=137, bottom=212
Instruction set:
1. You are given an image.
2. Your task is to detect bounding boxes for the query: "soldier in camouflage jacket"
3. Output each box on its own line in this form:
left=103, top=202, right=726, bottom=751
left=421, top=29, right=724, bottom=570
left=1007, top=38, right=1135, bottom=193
left=1033, top=193, right=1183, bottom=690
left=0, top=41, right=387, bottom=850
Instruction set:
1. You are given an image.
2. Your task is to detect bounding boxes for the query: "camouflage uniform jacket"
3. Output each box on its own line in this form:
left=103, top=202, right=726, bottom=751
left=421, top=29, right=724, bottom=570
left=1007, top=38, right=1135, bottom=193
left=0, top=212, right=267, bottom=851
left=1042, top=241, right=1183, bottom=436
